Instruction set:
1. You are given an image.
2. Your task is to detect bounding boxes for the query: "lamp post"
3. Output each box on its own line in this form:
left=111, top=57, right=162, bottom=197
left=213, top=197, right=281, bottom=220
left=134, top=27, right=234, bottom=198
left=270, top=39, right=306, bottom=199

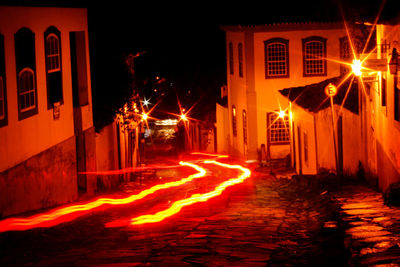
left=325, top=83, right=339, bottom=174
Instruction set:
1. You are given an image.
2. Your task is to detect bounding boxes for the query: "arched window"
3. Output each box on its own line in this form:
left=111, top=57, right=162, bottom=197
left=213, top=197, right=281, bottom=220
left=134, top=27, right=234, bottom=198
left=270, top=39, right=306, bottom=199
left=46, top=33, right=60, bottom=72
left=232, top=105, right=237, bottom=137
left=15, top=27, right=37, bottom=120
left=229, top=42, right=234, bottom=75
left=302, top=36, right=327, bottom=76
left=238, top=43, right=243, bottom=77
left=45, top=26, right=63, bottom=109
left=265, top=38, right=289, bottom=78
left=18, top=68, right=36, bottom=112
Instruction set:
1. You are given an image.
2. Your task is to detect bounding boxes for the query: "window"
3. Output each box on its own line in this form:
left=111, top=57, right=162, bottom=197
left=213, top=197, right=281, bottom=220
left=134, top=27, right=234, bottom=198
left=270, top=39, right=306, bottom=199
left=238, top=43, right=243, bottom=77
left=15, top=27, right=37, bottom=120
left=0, top=33, right=6, bottom=127
left=265, top=38, right=289, bottom=78
left=45, top=27, right=63, bottom=109
left=229, top=42, right=234, bottom=75
left=242, top=109, right=247, bottom=145
left=268, top=112, right=289, bottom=144
left=340, top=37, right=351, bottom=75
left=46, top=34, right=60, bottom=72
left=381, top=75, right=386, bottom=107
left=303, top=36, right=327, bottom=76
left=18, top=68, right=36, bottom=112
left=232, top=105, right=237, bottom=136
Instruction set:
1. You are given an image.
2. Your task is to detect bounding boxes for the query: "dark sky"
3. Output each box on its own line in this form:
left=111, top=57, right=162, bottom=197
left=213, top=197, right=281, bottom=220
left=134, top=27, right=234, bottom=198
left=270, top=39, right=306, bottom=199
left=1, top=0, right=398, bottom=123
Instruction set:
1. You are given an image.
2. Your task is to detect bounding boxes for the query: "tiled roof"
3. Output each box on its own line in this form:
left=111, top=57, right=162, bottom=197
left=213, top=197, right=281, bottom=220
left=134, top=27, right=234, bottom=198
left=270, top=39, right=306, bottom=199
left=279, top=76, right=359, bottom=114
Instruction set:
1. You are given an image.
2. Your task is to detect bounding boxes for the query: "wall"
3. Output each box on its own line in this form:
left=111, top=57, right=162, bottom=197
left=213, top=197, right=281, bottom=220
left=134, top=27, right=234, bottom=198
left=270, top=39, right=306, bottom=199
left=0, top=136, right=77, bottom=218
left=0, top=7, right=91, bottom=171
left=216, top=103, right=229, bottom=154
left=253, top=27, right=345, bottom=159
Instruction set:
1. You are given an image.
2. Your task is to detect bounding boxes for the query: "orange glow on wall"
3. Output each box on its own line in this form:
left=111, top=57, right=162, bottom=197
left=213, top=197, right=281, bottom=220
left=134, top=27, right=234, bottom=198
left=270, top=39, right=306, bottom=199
left=0, top=162, right=206, bottom=232
left=130, top=160, right=251, bottom=225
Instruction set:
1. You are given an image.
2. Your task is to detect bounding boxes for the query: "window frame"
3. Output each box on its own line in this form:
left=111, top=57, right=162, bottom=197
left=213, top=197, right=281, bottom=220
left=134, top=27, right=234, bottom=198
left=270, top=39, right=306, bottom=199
left=267, top=112, right=290, bottom=145
left=264, top=38, right=289, bottom=79
left=45, top=33, right=61, bottom=73
left=302, top=36, right=327, bottom=77
left=339, top=36, right=351, bottom=76
left=238, top=42, right=243, bottom=77
left=17, top=67, right=37, bottom=116
left=229, top=42, right=234, bottom=75
left=15, top=27, right=38, bottom=121
left=232, top=105, right=237, bottom=137
left=45, top=26, right=63, bottom=109
left=0, top=76, right=5, bottom=121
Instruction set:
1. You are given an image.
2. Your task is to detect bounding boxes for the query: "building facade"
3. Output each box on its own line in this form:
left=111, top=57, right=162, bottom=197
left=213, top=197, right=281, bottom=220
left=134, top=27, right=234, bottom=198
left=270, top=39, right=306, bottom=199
left=218, top=22, right=346, bottom=161
left=0, top=6, right=96, bottom=217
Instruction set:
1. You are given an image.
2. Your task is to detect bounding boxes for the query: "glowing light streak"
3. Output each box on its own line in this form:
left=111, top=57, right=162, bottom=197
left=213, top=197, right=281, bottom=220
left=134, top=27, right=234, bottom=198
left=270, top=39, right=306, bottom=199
left=352, top=59, right=362, bottom=76
left=130, top=160, right=251, bottom=225
left=191, top=152, right=229, bottom=159
left=0, top=162, right=207, bottom=232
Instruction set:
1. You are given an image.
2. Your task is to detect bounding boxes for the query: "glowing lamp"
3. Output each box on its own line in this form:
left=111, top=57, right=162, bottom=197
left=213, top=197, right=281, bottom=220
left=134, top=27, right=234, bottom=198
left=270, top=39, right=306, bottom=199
left=325, top=83, right=337, bottom=97
left=352, top=59, right=362, bottom=76
left=278, top=110, right=285, bottom=119
left=180, top=114, right=187, bottom=121
left=389, top=48, right=398, bottom=75
left=143, top=99, right=150, bottom=107
left=142, top=113, right=148, bottom=121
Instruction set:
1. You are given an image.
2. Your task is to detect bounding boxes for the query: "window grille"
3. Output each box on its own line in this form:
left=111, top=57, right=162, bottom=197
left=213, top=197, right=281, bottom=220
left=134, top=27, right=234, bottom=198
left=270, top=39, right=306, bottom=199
left=232, top=105, right=237, bottom=136
left=265, top=38, right=289, bottom=78
left=18, top=68, right=36, bottom=112
left=268, top=112, right=289, bottom=144
left=242, top=109, right=247, bottom=144
left=303, top=37, right=326, bottom=76
left=46, top=34, right=60, bottom=73
left=229, top=42, right=234, bottom=75
left=238, top=43, right=243, bottom=77
left=340, top=37, right=351, bottom=75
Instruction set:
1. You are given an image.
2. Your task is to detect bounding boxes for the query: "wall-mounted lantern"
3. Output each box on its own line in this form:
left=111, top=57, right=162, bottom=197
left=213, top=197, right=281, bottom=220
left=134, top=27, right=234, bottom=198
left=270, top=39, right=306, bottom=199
left=389, top=48, right=398, bottom=75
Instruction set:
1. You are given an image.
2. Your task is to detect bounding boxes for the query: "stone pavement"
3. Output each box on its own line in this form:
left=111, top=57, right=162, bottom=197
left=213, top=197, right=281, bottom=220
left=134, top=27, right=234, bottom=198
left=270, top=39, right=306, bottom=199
left=1, top=157, right=399, bottom=266
left=334, top=184, right=400, bottom=266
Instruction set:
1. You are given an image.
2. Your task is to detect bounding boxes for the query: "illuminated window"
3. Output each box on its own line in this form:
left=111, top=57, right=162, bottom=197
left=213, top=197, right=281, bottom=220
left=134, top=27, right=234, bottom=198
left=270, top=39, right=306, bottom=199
left=238, top=43, right=243, bottom=77
left=340, top=37, right=351, bottom=75
left=242, top=109, right=247, bottom=144
left=18, top=68, right=36, bottom=112
left=232, top=105, right=237, bottom=136
left=15, top=27, right=38, bottom=120
left=303, top=36, right=327, bottom=76
left=0, top=76, right=4, bottom=120
left=229, top=42, right=234, bottom=75
left=45, top=27, right=63, bottom=109
left=268, top=112, right=289, bottom=144
left=265, top=38, right=289, bottom=78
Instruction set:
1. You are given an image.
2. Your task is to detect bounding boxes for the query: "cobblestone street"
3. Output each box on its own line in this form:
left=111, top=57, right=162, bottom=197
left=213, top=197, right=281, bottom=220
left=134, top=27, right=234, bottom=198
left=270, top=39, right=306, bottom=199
left=1, top=157, right=400, bottom=266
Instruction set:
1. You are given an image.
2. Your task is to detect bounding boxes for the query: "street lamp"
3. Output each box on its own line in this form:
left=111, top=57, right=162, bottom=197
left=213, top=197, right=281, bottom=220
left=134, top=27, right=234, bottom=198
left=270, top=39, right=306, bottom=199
left=352, top=59, right=362, bottom=77
left=325, top=83, right=339, bottom=174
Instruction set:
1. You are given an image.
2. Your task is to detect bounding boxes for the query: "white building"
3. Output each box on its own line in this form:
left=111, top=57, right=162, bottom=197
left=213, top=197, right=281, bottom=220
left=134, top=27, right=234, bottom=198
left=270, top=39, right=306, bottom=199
left=0, top=6, right=96, bottom=217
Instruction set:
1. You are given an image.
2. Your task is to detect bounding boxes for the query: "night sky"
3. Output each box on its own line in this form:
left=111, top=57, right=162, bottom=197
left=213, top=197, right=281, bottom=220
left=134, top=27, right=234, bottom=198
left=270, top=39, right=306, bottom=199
left=0, top=0, right=398, bottom=127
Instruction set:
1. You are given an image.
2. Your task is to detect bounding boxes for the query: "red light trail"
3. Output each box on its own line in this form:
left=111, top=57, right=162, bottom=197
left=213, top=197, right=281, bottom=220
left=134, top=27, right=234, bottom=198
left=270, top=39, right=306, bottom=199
left=0, top=161, right=206, bottom=232
left=129, top=160, right=251, bottom=225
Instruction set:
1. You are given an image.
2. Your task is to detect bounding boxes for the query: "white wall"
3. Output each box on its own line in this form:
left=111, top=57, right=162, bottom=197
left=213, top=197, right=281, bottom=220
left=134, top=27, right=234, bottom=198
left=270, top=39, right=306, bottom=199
left=0, top=7, right=92, bottom=172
